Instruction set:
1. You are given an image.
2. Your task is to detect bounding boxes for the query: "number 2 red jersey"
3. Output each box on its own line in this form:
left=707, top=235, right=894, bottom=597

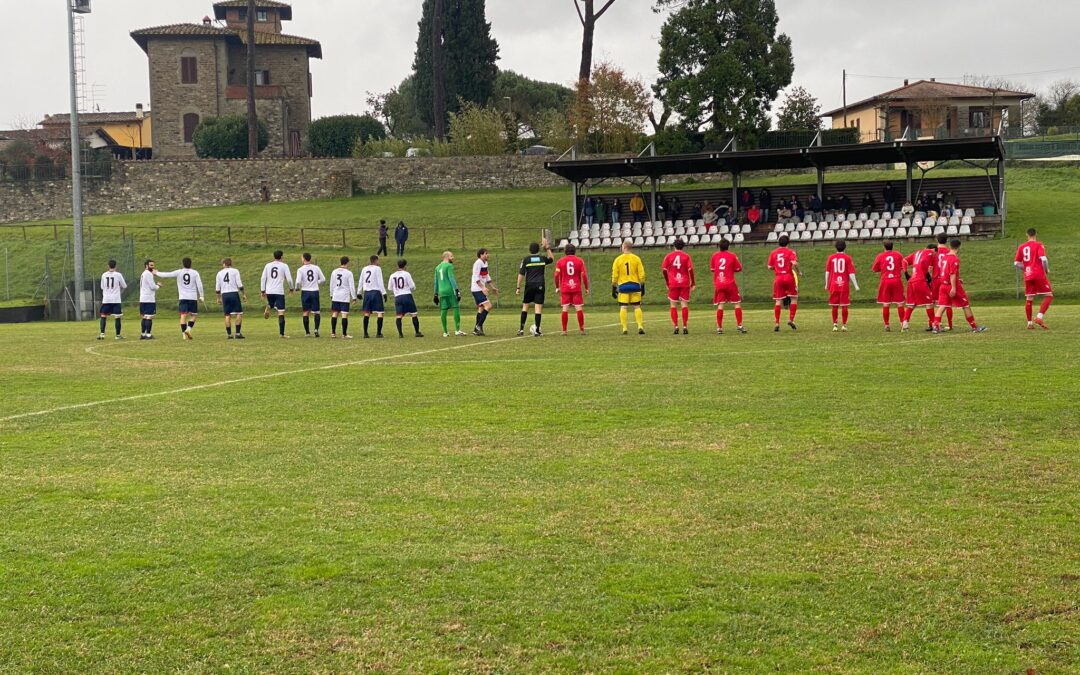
left=825, top=253, right=855, bottom=292
left=1015, top=242, right=1048, bottom=282
left=661, top=250, right=694, bottom=289
left=555, top=255, right=588, bottom=292
left=709, top=250, right=742, bottom=288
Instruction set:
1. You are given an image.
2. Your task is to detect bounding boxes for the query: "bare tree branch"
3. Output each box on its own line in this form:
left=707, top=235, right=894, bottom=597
left=595, top=0, right=619, bottom=20
left=573, top=0, right=585, bottom=26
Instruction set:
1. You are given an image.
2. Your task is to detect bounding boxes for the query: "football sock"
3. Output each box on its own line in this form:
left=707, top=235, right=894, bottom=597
left=314, top=314, right=321, bottom=331
left=140, top=319, right=147, bottom=335
left=235, top=320, right=242, bottom=334
left=735, top=308, right=743, bottom=326
left=377, top=317, right=384, bottom=335
left=412, top=316, right=421, bottom=334
left=341, top=318, right=348, bottom=335
left=303, top=316, right=311, bottom=334
left=99, top=317, right=107, bottom=334
left=331, top=316, right=338, bottom=334
left=619, top=307, right=628, bottom=331
left=789, top=303, right=798, bottom=322
left=440, top=309, right=449, bottom=333
left=1039, top=296, right=1052, bottom=317
left=396, top=318, right=403, bottom=336
left=966, top=313, right=978, bottom=329
left=363, top=316, right=370, bottom=336
left=534, top=313, right=541, bottom=331
left=1025, top=300, right=1033, bottom=321
left=634, top=308, right=644, bottom=330
left=882, top=306, right=890, bottom=325
left=181, top=323, right=187, bottom=334
left=841, top=307, right=849, bottom=324
left=896, top=306, right=905, bottom=325
left=925, top=307, right=935, bottom=326
left=681, top=306, right=689, bottom=328
left=946, top=307, right=954, bottom=328
left=670, top=307, right=678, bottom=327
left=188, top=321, right=195, bottom=329
left=773, top=305, right=781, bottom=324
left=476, top=312, right=484, bottom=328
left=454, top=307, right=461, bottom=331
left=561, top=311, right=569, bottom=332
left=147, top=319, right=153, bottom=335
left=576, top=310, right=585, bottom=330
left=226, top=325, right=232, bottom=336
left=520, top=311, right=528, bottom=330
left=832, top=307, right=839, bottom=323
left=716, top=309, right=724, bottom=329
left=115, top=318, right=122, bottom=336
left=278, top=316, right=286, bottom=336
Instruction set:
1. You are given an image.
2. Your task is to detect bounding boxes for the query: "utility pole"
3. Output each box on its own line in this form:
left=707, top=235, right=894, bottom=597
left=67, top=0, right=88, bottom=320
left=842, top=68, right=848, bottom=129
left=246, top=0, right=258, bottom=157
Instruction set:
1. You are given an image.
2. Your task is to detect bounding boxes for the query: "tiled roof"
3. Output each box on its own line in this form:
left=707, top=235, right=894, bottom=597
left=213, top=1, right=293, bottom=21
left=131, top=22, right=320, bottom=58
left=41, top=112, right=150, bottom=126
left=236, top=31, right=322, bottom=58
left=823, top=80, right=1035, bottom=117
left=131, top=23, right=234, bottom=39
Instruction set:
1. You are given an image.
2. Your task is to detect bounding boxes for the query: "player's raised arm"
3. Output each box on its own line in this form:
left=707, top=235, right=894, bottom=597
left=156, top=269, right=180, bottom=278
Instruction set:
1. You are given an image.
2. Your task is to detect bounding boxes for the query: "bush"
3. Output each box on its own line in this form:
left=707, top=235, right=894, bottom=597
left=448, top=102, right=507, bottom=156
left=193, top=116, right=269, bottom=159
left=353, top=137, right=410, bottom=158
left=309, top=115, right=386, bottom=158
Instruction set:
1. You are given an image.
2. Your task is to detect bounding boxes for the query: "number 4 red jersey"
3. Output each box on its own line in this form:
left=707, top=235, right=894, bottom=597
left=555, top=255, right=588, bottom=292
left=661, top=250, right=695, bottom=289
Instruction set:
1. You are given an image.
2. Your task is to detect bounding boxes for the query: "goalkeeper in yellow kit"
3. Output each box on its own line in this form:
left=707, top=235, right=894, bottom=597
left=611, top=240, right=646, bottom=335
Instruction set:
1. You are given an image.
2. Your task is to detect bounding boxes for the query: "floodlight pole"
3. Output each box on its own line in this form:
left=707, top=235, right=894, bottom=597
left=67, top=0, right=86, bottom=321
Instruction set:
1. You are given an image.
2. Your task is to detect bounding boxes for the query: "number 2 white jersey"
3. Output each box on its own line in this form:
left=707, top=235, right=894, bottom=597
left=261, top=260, right=293, bottom=295
left=358, top=265, right=386, bottom=294
left=295, top=264, right=326, bottom=292
left=157, top=268, right=204, bottom=300
left=387, top=270, right=416, bottom=297
left=100, top=271, right=127, bottom=304
left=215, top=268, right=243, bottom=294
left=329, top=268, right=357, bottom=303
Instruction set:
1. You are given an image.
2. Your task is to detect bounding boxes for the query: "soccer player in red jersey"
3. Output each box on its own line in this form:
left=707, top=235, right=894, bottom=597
left=825, top=240, right=860, bottom=331
left=554, top=243, right=590, bottom=335
left=661, top=239, right=695, bottom=334
left=709, top=238, right=746, bottom=334
left=767, top=234, right=801, bottom=331
left=1014, top=227, right=1052, bottom=329
left=932, top=233, right=955, bottom=331
left=933, top=239, right=987, bottom=334
left=871, top=241, right=907, bottom=331
left=902, top=244, right=936, bottom=332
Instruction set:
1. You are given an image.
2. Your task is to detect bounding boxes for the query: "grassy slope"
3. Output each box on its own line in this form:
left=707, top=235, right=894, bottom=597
left=1, top=308, right=1078, bottom=672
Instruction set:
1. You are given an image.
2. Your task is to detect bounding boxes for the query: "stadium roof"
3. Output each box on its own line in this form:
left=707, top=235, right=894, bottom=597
left=545, top=137, right=1006, bottom=183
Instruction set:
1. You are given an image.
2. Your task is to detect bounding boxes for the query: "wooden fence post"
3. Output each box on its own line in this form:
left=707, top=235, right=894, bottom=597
left=264, top=226, right=269, bottom=244
left=22, top=226, right=27, bottom=241
left=301, top=228, right=306, bottom=247
left=461, top=228, right=466, bottom=248
left=192, top=227, right=197, bottom=245
left=227, top=227, right=232, bottom=244
left=501, top=228, right=505, bottom=249
left=53, top=224, right=58, bottom=240
left=88, top=225, right=92, bottom=243
left=156, top=227, right=160, bottom=243
left=422, top=229, right=427, bottom=249
left=341, top=229, right=346, bottom=247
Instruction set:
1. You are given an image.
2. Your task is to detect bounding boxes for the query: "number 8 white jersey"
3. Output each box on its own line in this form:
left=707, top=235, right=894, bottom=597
left=295, top=264, right=326, bottom=292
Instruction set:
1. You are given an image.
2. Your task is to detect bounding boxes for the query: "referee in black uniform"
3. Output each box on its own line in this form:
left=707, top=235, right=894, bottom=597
left=516, top=238, right=554, bottom=336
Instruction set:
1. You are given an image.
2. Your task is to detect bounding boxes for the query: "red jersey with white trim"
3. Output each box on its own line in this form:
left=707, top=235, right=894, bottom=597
left=1015, top=241, right=1048, bottom=282
left=942, top=254, right=961, bottom=287
left=709, top=250, right=742, bottom=288
left=661, top=250, right=694, bottom=289
left=555, top=255, right=589, bottom=293
left=933, top=245, right=951, bottom=280
left=767, top=247, right=797, bottom=278
left=906, top=249, right=935, bottom=280
left=872, top=251, right=907, bottom=280
left=826, top=253, right=855, bottom=292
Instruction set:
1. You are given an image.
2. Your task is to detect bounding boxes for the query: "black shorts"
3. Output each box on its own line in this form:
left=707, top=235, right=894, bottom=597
left=178, top=299, right=199, bottom=315
left=265, top=294, right=286, bottom=311
left=221, top=292, right=243, bottom=316
left=523, top=285, right=545, bottom=305
left=361, top=290, right=385, bottom=313
left=301, top=291, right=320, bottom=312
left=394, top=294, right=418, bottom=315
left=331, top=301, right=351, bottom=313
left=139, top=302, right=157, bottom=317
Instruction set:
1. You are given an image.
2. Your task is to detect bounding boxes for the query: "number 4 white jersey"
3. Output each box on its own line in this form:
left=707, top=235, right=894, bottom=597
left=215, top=268, right=243, bottom=294
left=295, top=264, right=326, bottom=292
left=100, top=271, right=127, bottom=304
left=261, top=260, right=293, bottom=295
left=387, top=271, right=416, bottom=297
left=329, top=268, right=357, bottom=303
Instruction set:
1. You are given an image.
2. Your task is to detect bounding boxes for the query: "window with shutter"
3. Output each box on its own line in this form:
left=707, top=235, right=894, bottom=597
left=180, top=56, right=197, bottom=84
left=183, top=113, right=200, bottom=143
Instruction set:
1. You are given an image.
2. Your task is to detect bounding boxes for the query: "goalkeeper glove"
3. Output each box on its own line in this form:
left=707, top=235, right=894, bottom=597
left=640, top=284, right=646, bottom=297
left=455, top=289, right=461, bottom=301
left=383, top=293, right=388, bottom=302
left=433, top=294, right=440, bottom=306
left=611, top=286, right=618, bottom=299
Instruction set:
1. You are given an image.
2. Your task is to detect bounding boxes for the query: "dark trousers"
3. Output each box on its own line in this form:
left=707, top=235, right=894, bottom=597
left=395, top=241, right=406, bottom=256
left=377, top=238, right=388, bottom=256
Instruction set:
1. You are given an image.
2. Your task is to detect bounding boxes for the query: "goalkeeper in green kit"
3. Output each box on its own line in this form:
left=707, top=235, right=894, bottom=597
left=434, top=251, right=466, bottom=337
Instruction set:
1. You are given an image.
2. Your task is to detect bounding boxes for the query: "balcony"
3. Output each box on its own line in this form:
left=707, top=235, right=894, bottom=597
left=225, top=85, right=285, bottom=100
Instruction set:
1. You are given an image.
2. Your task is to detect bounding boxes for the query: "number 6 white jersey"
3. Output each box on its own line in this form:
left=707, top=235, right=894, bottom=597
left=100, top=271, right=127, bottom=304
left=261, top=260, right=293, bottom=295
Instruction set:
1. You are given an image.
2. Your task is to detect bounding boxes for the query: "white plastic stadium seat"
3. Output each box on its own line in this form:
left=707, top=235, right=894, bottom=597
left=883, top=227, right=895, bottom=238
left=806, top=222, right=818, bottom=232
left=900, top=218, right=911, bottom=228
left=600, top=237, right=612, bottom=248
left=825, top=214, right=835, bottom=223
left=937, top=217, right=949, bottom=227
left=674, top=226, right=686, bottom=236
left=767, top=232, right=779, bottom=243
left=920, top=226, right=933, bottom=237
left=946, top=225, right=958, bottom=236
left=687, top=234, right=699, bottom=245
left=934, top=225, right=945, bottom=236
left=847, top=213, right=857, bottom=222
left=959, top=225, right=971, bottom=235
left=859, top=228, right=872, bottom=239
left=824, top=229, right=835, bottom=240
left=961, top=216, right=973, bottom=226
left=717, top=225, right=729, bottom=235
left=812, top=230, right=824, bottom=241
left=644, top=236, right=656, bottom=247
left=964, top=208, right=976, bottom=218
left=664, top=220, right=674, bottom=228
left=741, top=224, right=752, bottom=234
left=785, top=222, right=796, bottom=232
left=557, top=239, right=568, bottom=249
left=716, top=218, right=727, bottom=228
left=734, top=233, right=745, bottom=244
left=859, top=213, right=869, bottom=221
left=774, top=223, right=784, bottom=232
left=796, top=222, right=806, bottom=232
left=711, top=234, right=723, bottom=245
left=835, top=229, right=847, bottom=239
left=696, top=219, right=706, bottom=228
left=869, top=212, right=880, bottom=221
left=912, top=217, right=923, bottom=228
left=895, top=228, right=907, bottom=238
left=634, top=237, right=644, bottom=247
left=949, top=216, right=960, bottom=226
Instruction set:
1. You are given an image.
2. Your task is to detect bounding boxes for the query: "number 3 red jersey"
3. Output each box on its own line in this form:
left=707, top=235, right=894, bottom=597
left=555, top=255, right=588, bottom=292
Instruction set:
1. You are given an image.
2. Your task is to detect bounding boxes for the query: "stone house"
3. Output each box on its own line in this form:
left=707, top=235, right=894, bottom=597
left=131, top=1, right=322, bottom=159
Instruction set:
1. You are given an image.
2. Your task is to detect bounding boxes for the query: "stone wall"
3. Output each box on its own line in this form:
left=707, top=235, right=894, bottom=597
left=0, top=155, right=571, bottom=224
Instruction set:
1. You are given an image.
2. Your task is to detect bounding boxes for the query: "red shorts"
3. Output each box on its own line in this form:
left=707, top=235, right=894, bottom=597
left=1024, top=278, right=1053, bottom=296
left=560, top=291, right=584, bottom=307
left=937, top=282, right=969, bottom=308
left=713, top=285, right=741, bottom=304
left=667, top=287, right=691, bottom=302
left=877, top=279, right=905, bottom=305
left=906, top=279, right=933, bottom=307
left=828, top=288, right=851, bottom=307
left=773, top=276, right=798, bottom=300
left=931, top=279, right=943, bottom=304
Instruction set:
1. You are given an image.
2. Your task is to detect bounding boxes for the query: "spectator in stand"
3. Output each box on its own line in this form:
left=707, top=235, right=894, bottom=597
left=583, top=196, right=596, bottom=226
left=629, top=193, right=646, bottom=222
left=717, top=198, right=732, bottom=220
left=838, top=194, right=852, bottom=213
left=611, top=198, right=622, bottom=225
left=747, top=203, right=762, bottom=225
left=669, top=195, right=681, bottom=220
left=703, top=200, right=718, bottom=228
left=824, top=195, right=837, bottom=213
left=377, top=220, right=389, bottom=257
left=758, top=187, right=772, bottom=223
left=883, top=182, right=898, bottom=213
left=862, top=192, right=875, bottom=215
left=596, top=199, right=607, bottom=225
left=792, top=196, right=805, bottom=221
left=395, top=220, right=409, bottom=256
left=656, top=194, right=668, bottom=219
left=809, top=194, right=823, bottom=220
left=900, top=200, right=915, bottom=217
left=777, top=202, right=792, bottom=221
left=691, top=202, right=703, bottom=221
left=738, top=189, right=755, bottom=218
left=935, top=190, right=945, bottom=211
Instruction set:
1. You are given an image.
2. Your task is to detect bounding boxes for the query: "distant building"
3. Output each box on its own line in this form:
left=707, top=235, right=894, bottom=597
left=39, top=109, right=153, bottom=160
left=823, top=79, right=1034, bottom=142
left=131, top=1, right=322, bottom=159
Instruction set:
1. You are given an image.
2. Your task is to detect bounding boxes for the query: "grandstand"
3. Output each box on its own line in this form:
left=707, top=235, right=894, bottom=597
left=546, top=137, right=1006, bottom=250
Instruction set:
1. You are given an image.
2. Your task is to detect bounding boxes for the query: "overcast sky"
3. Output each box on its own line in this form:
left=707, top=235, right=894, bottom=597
left=2, top=0, right=1078, bottom=129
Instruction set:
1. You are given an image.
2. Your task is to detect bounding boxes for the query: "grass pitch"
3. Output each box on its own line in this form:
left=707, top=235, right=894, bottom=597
left=1, top=305, right=1078, bottom=672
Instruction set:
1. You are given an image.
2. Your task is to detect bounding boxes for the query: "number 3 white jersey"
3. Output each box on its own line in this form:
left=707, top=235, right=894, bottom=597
left=100, top=271, right=127, bottom=304
left=329, top=268, right=357, bottom=303
left=157, top=268, right=204, bottom=300
left=261, top=260, right=293, bottom=295
left=387, top=270, right=416, bottom=297
left=295, top=264, right=326, bottom=292
left=215, top=268, right=243, bottom=294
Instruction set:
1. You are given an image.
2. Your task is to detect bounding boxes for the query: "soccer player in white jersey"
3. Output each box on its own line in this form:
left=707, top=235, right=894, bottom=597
left=260, top=250, right=294, bottom=338
left=471, top=248, right=498, bottom=336
left=294, top=252, right=326, bottom=338
left=138, top=259, right=161, bottom=340
left=358, top=255, right=387, bottom=338
left=215, top=258, right=247, bottom=340
left=328, top=256, right=357, bottom=339
left=388, top=258, right=424, bottom=338
left=98, top=259, right=127, bottom=340
left=155, top=257, right=204, bottom=340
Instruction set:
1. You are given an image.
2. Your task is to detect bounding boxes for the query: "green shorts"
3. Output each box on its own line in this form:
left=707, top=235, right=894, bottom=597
left=439, top=294, right=459, bottom=310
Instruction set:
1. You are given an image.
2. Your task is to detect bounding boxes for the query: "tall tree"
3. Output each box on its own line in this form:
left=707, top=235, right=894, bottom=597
left=574, top=1, right=619, bottom=83
left=653, top=0, right=793, bottom=138
left=431, top=0, right=447, bottom=139
left=246, top=0, right=258, bottom=157
left=570, top=62, right=651, bottom=152
left=413, top=0, right=500, bottom=137
left=776, top=86, right=822, bottom=131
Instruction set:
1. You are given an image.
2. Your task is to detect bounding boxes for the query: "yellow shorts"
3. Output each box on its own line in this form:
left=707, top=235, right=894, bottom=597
left=618, top=292, right=642, bottom=305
